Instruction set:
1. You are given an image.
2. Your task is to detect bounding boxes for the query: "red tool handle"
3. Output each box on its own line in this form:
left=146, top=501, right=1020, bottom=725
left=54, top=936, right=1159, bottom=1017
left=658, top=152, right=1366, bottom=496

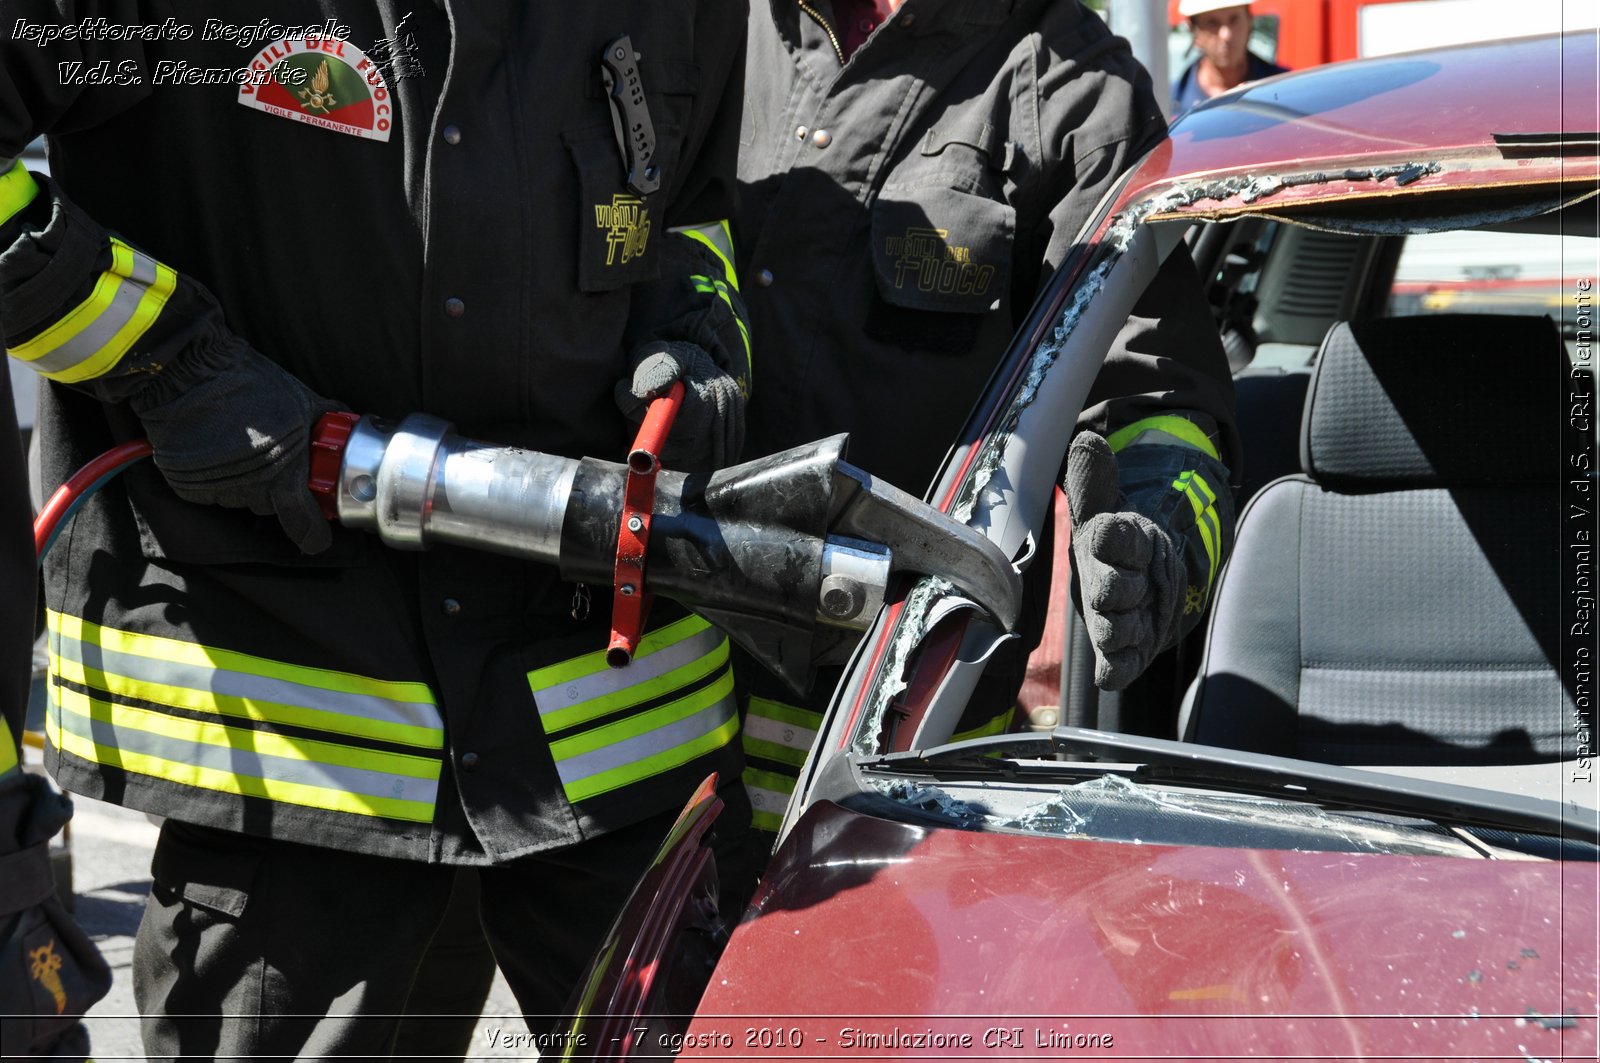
left=608, top=380, right=686, bottom=667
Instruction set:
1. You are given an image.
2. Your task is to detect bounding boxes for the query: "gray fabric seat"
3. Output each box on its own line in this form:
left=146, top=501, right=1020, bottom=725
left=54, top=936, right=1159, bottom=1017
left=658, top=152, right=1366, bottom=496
left=1183, top=314, right=1570, bottom=765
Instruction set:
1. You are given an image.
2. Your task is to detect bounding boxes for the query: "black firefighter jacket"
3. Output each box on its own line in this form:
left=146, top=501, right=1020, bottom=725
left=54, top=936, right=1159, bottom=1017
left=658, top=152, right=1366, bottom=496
left=0, top=1, right=750, bottom=863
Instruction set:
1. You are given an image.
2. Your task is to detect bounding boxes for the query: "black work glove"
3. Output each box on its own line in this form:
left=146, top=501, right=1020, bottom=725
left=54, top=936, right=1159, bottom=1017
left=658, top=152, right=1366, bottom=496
left=129, top=340, right=342, bottom=555
left=0, top=775, right=111, bottom=1062
left=1064, top=432, right=1233, bottom=691
left=614, top=340, right=745, bottom=472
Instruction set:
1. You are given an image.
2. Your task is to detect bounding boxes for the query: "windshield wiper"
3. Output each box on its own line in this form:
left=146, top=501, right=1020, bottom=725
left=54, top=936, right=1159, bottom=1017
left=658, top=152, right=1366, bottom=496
left=858, top=726, right=1600, bottom=845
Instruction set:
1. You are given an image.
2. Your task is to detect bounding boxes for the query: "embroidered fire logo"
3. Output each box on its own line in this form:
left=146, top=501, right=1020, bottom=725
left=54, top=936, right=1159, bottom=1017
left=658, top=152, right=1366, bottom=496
left=594, top=194, right=652, bottom=266
left=886, top=226, right=996, bottom=297
left=29, top=939, right=67, bottom=1015
left=297, top=58, right=336, bottom=113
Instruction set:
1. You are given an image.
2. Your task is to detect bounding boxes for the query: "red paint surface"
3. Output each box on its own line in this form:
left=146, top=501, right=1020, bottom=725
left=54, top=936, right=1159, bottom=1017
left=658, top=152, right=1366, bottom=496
left=687, top=802, right=1597, bottom=1059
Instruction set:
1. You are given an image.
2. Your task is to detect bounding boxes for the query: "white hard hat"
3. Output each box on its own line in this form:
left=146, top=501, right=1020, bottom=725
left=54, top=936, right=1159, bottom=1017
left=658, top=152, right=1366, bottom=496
left=1178, top=0, right=1254, bottom=16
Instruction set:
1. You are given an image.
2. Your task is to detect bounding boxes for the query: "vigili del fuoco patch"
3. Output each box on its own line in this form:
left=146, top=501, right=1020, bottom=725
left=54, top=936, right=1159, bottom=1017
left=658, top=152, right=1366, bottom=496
left=237, top=34, right=394, bottom=142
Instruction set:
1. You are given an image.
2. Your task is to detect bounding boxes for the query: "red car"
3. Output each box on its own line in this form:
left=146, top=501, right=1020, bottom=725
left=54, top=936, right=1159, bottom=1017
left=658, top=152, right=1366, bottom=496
left=563, top=31, right=1599, bottom=1061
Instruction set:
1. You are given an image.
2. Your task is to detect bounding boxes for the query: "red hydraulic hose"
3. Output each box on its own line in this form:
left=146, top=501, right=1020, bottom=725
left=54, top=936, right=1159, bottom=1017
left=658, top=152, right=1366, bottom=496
left=33, top=440, right=152, bottom=560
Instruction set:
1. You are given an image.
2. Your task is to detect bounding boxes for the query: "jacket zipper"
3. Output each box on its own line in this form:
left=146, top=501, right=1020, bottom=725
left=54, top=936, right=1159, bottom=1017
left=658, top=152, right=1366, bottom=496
left=795, top=0, right=845, bottom=65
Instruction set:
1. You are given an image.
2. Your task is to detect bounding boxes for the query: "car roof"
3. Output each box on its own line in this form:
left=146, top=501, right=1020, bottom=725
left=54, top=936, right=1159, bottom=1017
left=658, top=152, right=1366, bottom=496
left=1121, top=31, right=1598, bottom=221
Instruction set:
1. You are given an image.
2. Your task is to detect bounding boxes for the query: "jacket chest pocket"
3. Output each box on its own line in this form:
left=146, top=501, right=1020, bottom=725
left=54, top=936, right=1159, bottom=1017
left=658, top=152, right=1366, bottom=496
left=566, top=55, right=698, bottom=293
left=866, top=179, right=1016, bottom=355
left=566, top=127, right=671, bottom=293
left=876, top=112, right=1022, bottom=290
left=871, top=185, right=1014, bottom=312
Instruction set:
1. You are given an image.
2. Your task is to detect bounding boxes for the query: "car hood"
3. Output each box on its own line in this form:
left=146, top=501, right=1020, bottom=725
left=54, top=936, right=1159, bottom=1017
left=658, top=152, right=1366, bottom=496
left=685, top=800, right=1596, bottom=1058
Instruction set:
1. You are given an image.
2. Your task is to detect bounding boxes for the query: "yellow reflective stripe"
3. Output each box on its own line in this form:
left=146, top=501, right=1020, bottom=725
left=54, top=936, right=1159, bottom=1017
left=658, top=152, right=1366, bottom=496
left=48, top=686, right=438, bottom=822
left=1107, top=416, right=1220, bottom=461
left=743, top=697, right=821, bottom=768
left=0, top=160, right=39, bottom=226
left=732, top=317, right=751, bottom=366
left=52, top=683, right=440, bottom=780
left=551, top=669, right=733, bottom=761
left=529, top=614, right=710, bottom=692
left=556, top=683, right=739, bottom=802
left=49, top=610, right=442, bottom=748
left=1192, top=472, right=1222, bottom=598
left=743, top=767, right=798, bottom=795
left=672, top=219, right=739, bottom=290
left=51, top=638, right=443, bottom=752
left=747, top=697, right=823, bottom=730
left=690, top=274, right=752, bottom=366
left=743, top=735, right=806, bottom=768
left=540, top=637, right=729, bottom=732
left=950, top=705, right=1016, bottom=744
left=1172, top=470, right=1221, bottom=598
left=0, top=717, right=17, bottom=778
left=9, top=238, right=178, bottom=383
left=50, top=611, right=436, bottom=709
left=743, top=766, right=797, bottom=832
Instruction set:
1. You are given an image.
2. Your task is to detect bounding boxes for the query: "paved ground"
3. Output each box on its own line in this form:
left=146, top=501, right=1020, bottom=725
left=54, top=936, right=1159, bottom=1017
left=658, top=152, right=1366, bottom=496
left=42, top=766, right=533, bottom=1061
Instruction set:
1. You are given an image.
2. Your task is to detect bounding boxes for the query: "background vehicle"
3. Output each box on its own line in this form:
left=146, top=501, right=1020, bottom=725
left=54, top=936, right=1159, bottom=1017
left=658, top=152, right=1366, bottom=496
left=1163, top=0, right=1600, bottom=73
left=561, top=30, right=1598, bottom=1061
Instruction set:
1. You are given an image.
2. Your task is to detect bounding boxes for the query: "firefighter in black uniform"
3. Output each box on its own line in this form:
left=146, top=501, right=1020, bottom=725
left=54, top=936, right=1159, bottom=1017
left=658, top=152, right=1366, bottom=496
left=0, top=363, right=110, bottom=1060
left=2, top=3, right=751, bottom=1057
left=734, top=0, right=1240, bottom=829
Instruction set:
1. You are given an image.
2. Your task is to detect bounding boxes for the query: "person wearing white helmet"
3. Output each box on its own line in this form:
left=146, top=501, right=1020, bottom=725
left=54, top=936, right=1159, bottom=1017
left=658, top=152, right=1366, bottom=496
left=1171, top=0, right=1289, bottom=115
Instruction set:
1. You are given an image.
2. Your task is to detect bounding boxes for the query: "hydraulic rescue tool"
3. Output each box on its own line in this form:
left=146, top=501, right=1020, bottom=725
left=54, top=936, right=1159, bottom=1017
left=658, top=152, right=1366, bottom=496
left=40, top=392, right=1022, bottom=694
left=305, top=399, right=1021, bottom=693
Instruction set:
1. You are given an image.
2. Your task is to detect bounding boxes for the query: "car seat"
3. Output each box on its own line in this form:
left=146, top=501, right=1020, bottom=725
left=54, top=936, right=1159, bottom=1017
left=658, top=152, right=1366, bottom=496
left=1181, top=314, right=1571, bottom=765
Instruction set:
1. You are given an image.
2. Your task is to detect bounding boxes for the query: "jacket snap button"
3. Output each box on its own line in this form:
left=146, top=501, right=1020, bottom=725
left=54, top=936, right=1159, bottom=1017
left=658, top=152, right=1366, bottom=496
left=795, top=125, right=809, bottom=141
left=460, top=751, right=480, bottom=771
left=441, top=597, right=462, bottom=617
left=444, top=297, right=465, bottom=318
left=442, top=124, right=462, bottom=145
left=756, top=269, right=774, bottom=287
left=811, top=128, right=832, bottom=148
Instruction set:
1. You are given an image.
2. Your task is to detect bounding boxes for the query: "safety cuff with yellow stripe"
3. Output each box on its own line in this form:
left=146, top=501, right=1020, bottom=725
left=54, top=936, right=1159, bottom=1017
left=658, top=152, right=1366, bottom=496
left=2, top=161, right=181, bottom=396
left=1106, top=415, right=1237, bottom=639
left=667, top=219, right=751, bottom=397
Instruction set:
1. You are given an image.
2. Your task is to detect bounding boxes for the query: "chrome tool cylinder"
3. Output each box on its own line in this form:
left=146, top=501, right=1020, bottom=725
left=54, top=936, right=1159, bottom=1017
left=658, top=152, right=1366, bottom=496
left=335, top=414, right=578, bottom=564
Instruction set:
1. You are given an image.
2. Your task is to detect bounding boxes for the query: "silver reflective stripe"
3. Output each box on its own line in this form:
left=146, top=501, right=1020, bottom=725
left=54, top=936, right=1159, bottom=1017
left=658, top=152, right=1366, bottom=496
left=54, top=700, right=438, bottom=807
left=554, top=685, right=736, bottom=790
left=22, top=248, right=159, bottom=377
left=745, top=782, right=791, bottom=816
left=743, top=709, right=817, bottom=755
left=530, top=620, right=725, bottom=713
left=53, top=627, right=443, bottom=740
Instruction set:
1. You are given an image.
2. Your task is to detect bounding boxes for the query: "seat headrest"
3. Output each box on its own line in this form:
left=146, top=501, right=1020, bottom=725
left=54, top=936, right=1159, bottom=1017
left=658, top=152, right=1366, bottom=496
left=1301, top=315, right=1566, bottom=488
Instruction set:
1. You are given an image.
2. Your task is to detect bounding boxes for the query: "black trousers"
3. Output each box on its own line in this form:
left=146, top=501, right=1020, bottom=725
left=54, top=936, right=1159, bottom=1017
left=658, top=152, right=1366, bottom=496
left=133, top=784, right=757, bottom=1062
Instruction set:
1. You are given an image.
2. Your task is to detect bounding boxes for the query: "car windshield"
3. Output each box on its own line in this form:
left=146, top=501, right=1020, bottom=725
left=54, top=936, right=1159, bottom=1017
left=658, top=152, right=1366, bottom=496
left=847, top=727, right=1599, bottom=859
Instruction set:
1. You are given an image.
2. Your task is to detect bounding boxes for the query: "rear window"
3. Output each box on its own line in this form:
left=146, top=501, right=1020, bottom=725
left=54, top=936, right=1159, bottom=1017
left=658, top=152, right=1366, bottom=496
left=1386, top=229, right=1599, bottom=357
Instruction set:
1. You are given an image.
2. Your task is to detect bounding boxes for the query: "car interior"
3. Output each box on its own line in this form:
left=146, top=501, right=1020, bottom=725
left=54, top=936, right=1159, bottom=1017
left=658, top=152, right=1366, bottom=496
left=1040, top=189, right=1596, bottom=787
